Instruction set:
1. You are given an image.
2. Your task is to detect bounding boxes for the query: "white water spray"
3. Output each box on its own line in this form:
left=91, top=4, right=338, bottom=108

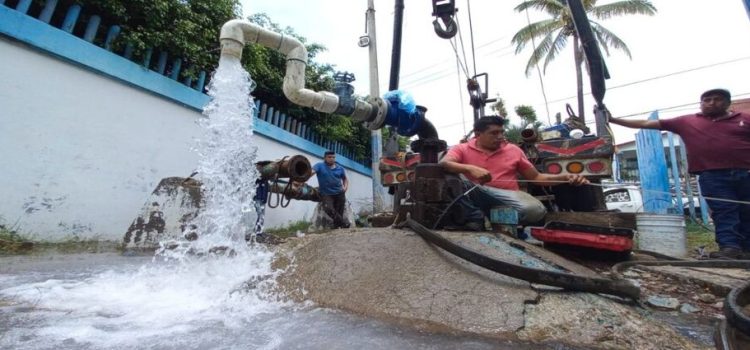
left=0, top=56, right=287, bottom=349
left=186, top=55, right=259, bottom=252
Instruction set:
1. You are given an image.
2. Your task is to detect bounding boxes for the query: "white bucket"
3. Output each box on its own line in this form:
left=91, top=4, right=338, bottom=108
left=636, top=214, right=687, bottom=257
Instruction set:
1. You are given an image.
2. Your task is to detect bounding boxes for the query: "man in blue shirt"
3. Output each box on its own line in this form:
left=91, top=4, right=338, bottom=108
left=312, top=151, right=350, bottom=228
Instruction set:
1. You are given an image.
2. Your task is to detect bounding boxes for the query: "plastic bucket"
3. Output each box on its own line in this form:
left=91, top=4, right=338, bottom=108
left=636, top=213, right=687, bottom=257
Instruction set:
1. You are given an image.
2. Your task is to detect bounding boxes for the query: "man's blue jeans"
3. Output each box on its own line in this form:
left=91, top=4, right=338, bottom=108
left=460, top=180, right=547, bottom=225
left=698, top=169, right=750, bottom=251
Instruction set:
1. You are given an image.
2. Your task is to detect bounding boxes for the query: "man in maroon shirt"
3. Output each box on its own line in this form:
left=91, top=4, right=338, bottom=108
left=610, top=88, right=750, bottom=259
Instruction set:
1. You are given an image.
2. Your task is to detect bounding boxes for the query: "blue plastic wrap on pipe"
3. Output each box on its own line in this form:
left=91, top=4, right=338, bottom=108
left=383, top=90, right=422, bottom=136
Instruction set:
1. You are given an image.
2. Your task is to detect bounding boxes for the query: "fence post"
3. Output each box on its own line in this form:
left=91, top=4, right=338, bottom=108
left=123, top=43, right=134, bottom=59
left=259, top=103, right=268, bottom=121
left=38, top=0, right=59, bottom=23
left=169, top=58, right=182, bottom=80
left=142, top=48, right=153, bottom=68
left=195, top=71, right=206, bottom=92
left=15, top=0, right=32, bottom=14
left=104, top=25, right=121, bottom=51
left=83, top=15, right=101, bottom=42
left=61, top=4, right=82, bottom=33
left=156, top=51, right=168, bottom=74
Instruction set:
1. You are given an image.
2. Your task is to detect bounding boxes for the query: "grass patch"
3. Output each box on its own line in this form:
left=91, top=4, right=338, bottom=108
left=0, top=224, right=34, bottom=254
left=685, top=220, right=717, bottom=253
left=1, top=223, right=122, bottom=255
left=264, top=220, right=313, bottom=239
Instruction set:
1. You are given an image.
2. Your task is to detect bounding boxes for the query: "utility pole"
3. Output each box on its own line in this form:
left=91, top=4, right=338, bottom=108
left=366, top=0, right=388, bottom=212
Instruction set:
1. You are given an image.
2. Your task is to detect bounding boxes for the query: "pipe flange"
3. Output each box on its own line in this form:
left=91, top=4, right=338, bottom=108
left=365, top=97, right=388, bottom=131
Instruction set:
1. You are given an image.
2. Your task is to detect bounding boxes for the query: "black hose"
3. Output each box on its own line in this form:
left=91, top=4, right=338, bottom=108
left=406, top=218, right=641, bottom=300
left=725, top=281, right=750, bottom=337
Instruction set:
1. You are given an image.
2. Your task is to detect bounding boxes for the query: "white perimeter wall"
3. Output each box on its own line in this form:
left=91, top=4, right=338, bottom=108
left=0, top=38, right=372, bottom=241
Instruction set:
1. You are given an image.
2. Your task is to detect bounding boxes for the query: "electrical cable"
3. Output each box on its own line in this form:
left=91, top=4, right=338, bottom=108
left=542, top=56, right=750, bottom=105
left=524, top=6, right=552, bottom=125
left=456, top=57, right=468, bottom=135
left=431, top=183, right=480, bottom=230
left=466, top=0, right=477, bottom=77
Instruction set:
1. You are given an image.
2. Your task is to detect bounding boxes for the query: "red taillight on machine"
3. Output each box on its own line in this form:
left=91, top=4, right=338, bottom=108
left=586, top=160, right=606, bottom=174
left=546, top=163, right=562, bottom=174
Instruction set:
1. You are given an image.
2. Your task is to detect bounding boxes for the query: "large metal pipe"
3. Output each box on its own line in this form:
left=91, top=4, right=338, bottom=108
left=219, top=20, right=382, bottom=124
left=388, top=0, right=405, bottom=90
left=257, top=155, right=312, bottom=182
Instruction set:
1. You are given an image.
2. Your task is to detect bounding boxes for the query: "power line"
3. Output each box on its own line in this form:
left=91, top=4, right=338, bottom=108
left=400, top=49, right=516, bottom=89
left=543, top=56, right=750, bottom=105
left=581, top=92, right=750, bottom=124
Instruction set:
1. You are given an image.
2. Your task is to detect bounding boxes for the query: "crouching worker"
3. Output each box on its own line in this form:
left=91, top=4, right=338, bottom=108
left=440, top=116, right=588, bottom=230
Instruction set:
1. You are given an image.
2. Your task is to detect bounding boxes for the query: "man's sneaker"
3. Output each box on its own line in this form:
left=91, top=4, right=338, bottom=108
left=708, top=247, right=743, bottom=260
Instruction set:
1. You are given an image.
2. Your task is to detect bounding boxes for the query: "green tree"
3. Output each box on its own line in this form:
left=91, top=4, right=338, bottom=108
left=47, top=0, right=243, bottom=79
left=505, top=105, right=543, bottom=144
left=511, top=0, right=656, bottom=122
left=490, top=96, right=508, bottom=117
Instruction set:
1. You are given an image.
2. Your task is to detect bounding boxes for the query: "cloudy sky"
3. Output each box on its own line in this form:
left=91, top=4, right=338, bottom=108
left=237, top=0, right=750, bottom=145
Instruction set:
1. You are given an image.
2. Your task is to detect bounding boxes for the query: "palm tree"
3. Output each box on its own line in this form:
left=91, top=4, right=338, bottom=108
left=511, top=0, right=656, bottom=123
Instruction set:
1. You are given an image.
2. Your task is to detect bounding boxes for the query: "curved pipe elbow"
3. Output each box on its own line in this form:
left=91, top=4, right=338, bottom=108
left=219, top=19, right=340, bottom=114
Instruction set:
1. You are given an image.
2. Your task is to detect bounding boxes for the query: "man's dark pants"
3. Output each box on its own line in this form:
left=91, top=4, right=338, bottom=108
left=698, top=169, right=750, bottom=251
left=321, top=192, right=349, bottom=228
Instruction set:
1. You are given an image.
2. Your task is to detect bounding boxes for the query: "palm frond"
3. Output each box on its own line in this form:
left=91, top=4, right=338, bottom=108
left=590, top=0, right=657, bottom=20
left=523, top=29, right=560, bottom=76
left=514, top=0, right=566, bottom=17
left=542, top=30, right=569, bottom=73
left=512, top=18, right=563, bottom=53
left=591, top=22, right=632, bottom=58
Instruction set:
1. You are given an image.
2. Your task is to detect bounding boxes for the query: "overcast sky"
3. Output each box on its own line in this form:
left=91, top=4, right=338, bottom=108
left=237, top=0, right=750, bottom=145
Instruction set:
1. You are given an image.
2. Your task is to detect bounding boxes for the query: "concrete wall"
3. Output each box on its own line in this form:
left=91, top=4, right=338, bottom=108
left=0, top=9, right=373, bottom=241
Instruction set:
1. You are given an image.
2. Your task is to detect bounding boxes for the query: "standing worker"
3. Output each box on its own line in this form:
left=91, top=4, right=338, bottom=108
left=311, top=151, right=351, bottom=229
left=609, top=88, right=750, bottom=259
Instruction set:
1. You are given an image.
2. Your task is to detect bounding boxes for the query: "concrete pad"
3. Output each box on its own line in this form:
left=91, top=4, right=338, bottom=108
left=275, top=228, right=537, bottom=336
left=273, top=228, right=704, bottom=348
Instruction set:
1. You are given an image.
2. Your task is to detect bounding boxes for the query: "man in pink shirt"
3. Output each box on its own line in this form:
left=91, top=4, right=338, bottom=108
left=440, top=116, right=588, bottom=230
left=610, top=88, right=750, bottom=260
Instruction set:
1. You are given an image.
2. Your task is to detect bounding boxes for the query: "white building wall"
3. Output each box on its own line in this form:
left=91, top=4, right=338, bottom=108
left=0, top=39, right=372, bottom=241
